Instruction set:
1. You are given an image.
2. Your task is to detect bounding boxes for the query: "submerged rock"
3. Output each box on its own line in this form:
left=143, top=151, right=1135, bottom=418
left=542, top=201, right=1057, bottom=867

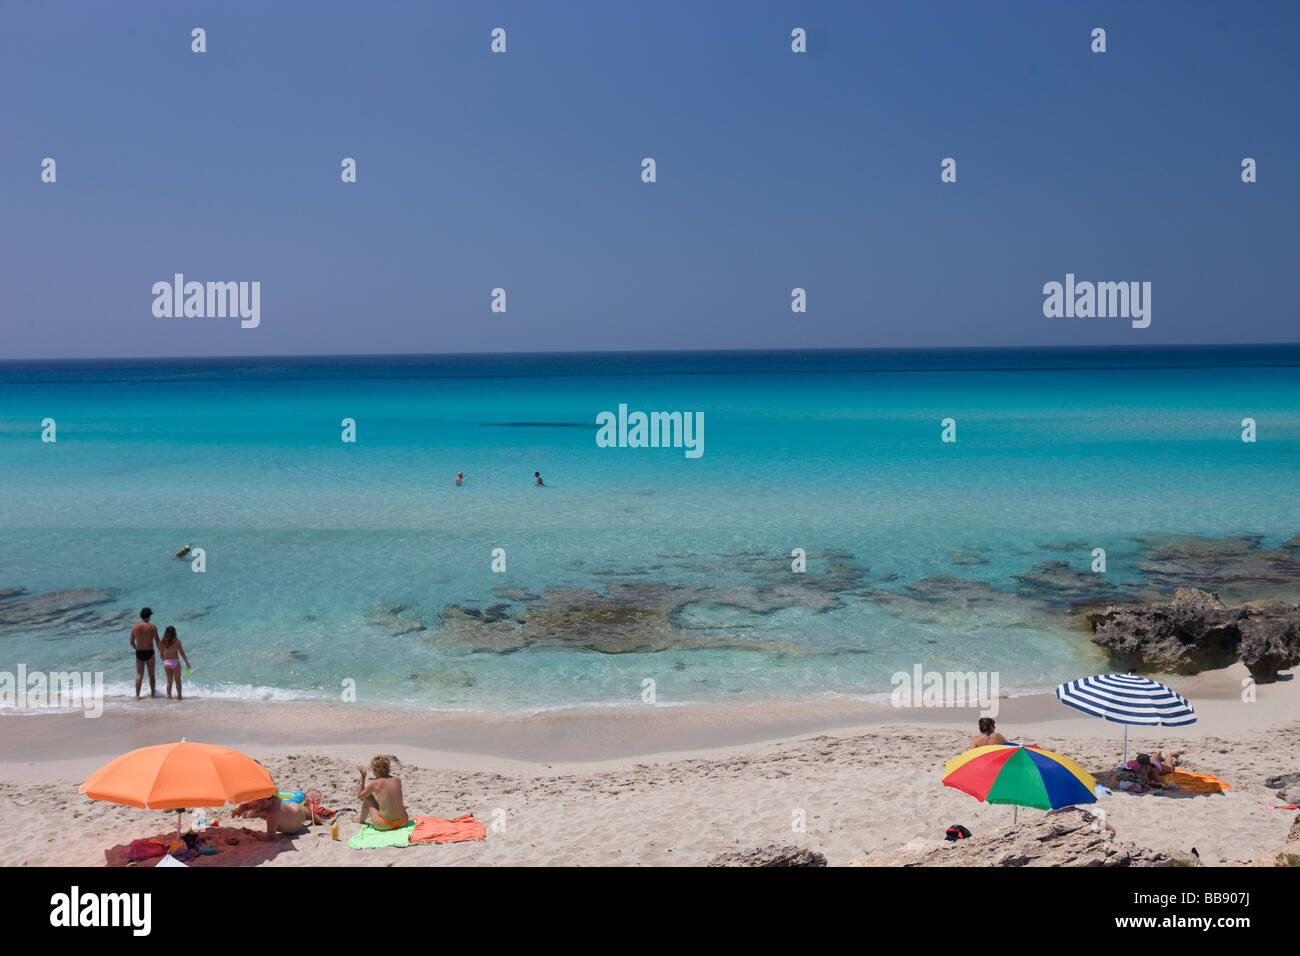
left=433, top=584, right=829, bottom=655
left=1134, top=534, right=1300, bottom=598
left=0, top=587, right=124, bottom=635
left=366, top=603, right=426, bottom=635
left=1013, top=560, right=1125, bottom=606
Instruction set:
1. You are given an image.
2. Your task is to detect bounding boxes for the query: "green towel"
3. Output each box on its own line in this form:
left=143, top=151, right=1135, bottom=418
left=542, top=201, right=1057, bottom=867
left=348, top=821, right=415, bottom=849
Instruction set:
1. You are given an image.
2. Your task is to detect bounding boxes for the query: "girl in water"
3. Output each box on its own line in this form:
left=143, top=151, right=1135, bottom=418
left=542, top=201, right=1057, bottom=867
left=159, top=626, right=192, bottom=700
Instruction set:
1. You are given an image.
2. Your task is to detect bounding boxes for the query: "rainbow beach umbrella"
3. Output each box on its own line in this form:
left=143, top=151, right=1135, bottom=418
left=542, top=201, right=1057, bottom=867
left=943, top=744, right=1097, bottom=821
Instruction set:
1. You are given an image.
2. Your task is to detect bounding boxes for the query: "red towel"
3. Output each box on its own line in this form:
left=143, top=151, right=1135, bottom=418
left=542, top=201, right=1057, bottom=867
left=410, top=813, right=486, bottom=844
left=126, top=839, right=167, bottom=861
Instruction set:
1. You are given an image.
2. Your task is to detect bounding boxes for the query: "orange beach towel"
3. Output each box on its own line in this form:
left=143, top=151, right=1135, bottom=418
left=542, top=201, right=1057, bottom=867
left=410, top=813, right=486, bottom=844
left=1163, top=770, right=1231, bottom=793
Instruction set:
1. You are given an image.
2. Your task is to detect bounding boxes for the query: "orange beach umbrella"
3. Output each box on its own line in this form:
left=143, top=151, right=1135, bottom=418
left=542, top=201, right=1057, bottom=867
left=80, top=740, right=275, bottom=810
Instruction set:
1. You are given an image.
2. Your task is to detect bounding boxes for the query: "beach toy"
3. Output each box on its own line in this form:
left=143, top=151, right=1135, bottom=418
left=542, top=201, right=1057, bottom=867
left=304, top=789, right=323, bottom=847
left=277, top=790, right=305, bottom=804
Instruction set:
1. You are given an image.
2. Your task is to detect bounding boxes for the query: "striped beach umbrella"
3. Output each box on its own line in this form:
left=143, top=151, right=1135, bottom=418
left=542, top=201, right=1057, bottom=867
left=1054, top=674, right=1196, bottom=763
left=943, top=744, right=1097, bottom=821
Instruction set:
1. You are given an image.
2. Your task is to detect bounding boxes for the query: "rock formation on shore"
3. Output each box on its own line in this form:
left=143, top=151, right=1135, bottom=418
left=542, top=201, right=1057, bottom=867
left=1089, top=588, right=1300, bottom=682
left=707, top=844, right=828, bottom=867
left=849, top=808, right=1174, bottom=867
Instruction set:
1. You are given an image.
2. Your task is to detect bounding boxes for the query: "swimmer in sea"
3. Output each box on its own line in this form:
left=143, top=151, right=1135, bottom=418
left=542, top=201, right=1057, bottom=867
left=176, top=544, right=191, bottom=558
left=534, top=471, right=544, bottom=486
left=456, top=472, right=464, bottom=485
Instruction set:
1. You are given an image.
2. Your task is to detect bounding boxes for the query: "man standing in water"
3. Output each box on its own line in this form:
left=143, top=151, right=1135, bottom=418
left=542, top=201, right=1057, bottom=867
left=130, top=607, right=159, bottom=698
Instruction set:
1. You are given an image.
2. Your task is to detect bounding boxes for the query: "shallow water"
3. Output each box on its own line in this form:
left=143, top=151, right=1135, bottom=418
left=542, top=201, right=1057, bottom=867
left=1, top=347, right=1296, bottom=711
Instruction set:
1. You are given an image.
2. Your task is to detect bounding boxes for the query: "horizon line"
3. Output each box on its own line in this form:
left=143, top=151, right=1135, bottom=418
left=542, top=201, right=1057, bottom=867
left=5, top=341, right=1300, bottom=365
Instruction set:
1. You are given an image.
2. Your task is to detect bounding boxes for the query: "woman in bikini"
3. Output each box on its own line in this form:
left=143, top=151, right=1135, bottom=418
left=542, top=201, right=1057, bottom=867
left=159, top=626, right=191, bottom=700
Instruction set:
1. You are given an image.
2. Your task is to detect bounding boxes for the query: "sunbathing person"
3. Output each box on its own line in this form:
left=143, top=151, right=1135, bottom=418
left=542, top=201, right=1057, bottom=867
left=970, top=717, right=1008, bottom=749
left=1150, top=749, right=1182, bottom=774
left=357, top=755, right=409, bottom=830
left=232, top=795, right=312, bottom=840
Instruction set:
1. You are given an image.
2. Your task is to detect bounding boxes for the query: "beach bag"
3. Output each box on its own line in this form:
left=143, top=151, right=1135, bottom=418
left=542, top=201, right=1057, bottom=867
left=1113, top=765, right=1146, bottom=786
left=944, top=824, right=971, bottom=841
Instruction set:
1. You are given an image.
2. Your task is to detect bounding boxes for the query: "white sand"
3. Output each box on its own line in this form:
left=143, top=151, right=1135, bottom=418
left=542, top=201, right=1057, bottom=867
left=1, top=663, right=1296, bottom=866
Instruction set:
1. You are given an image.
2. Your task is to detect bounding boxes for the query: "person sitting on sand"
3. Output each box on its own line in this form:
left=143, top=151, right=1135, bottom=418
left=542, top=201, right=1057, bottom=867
left=130, top=607, right=159, bottom=699
left=357, top=755, right=409, bottom=830
left=159, top=626, right=191, bottom=700
left=232, top=795, right=313, bottom=841
left=970, top=717, right=1008, bottom=749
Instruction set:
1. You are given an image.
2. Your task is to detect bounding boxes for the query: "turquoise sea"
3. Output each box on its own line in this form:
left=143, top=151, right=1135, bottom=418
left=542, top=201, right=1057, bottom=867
left=1, top=346, right=1297, bottom=712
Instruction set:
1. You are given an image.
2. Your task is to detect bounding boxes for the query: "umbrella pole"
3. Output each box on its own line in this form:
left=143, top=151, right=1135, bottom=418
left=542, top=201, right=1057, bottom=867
left=1013, top=805, right=1018, bottom=825
left=1123, top=725, right=1128, bottom=765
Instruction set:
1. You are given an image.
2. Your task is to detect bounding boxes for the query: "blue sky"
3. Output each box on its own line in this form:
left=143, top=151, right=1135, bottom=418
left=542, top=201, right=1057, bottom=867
left=2, top=0, right=1297, bottom=359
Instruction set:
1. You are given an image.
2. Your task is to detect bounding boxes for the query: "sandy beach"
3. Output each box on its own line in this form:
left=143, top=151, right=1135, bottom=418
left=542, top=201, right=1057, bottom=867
left=3, top=663, right=1296, bottom=867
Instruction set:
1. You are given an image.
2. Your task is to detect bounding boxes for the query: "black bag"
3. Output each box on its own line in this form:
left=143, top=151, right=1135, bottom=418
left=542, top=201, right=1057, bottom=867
left=945, top=824, right=971, bottom=841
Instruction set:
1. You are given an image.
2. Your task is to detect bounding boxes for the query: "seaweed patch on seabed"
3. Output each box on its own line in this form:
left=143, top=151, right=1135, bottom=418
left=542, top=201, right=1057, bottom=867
left=394, top=549, right=872, bottom=655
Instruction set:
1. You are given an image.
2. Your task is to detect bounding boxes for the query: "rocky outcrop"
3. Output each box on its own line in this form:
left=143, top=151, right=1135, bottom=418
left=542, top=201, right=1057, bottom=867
left=849, top=808, right=1173, bottom=867
left=1090, top=588, right=1300, bottom=682
left=707, top=844, right=827, bottom=867
left=1266, top=772, right=1300, bottom=806
left=1251, top=812, right=1300, bottom=867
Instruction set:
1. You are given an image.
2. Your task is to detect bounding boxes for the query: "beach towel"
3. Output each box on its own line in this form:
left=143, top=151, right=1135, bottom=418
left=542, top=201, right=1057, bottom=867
left=1163, top=770, right=1231, bottom=793
left=348, top=821, right=415, bottom=849
left=410, top=813, right=486, bottom=844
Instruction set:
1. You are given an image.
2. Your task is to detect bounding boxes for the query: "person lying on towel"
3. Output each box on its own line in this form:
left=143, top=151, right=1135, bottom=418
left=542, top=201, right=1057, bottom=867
left=232, top=795, right=313, bottom=840
left=357, top=755, right=409, bottom=830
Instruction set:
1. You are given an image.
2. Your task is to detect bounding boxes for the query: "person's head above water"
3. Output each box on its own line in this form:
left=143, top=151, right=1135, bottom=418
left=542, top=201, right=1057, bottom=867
left=978, top=717, right=996, bottom=735
left=370, top=755, right=392, bottom=778
left=140, top=607, right=152, bottom=621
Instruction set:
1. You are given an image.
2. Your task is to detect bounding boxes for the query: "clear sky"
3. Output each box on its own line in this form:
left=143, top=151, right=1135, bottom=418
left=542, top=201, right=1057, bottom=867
left=2, top=0, right=1297, bottom=359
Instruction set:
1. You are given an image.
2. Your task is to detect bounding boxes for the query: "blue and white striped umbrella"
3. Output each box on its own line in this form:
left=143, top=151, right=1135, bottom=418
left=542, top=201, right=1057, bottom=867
left=1055, top=674, right=1196, bottom=763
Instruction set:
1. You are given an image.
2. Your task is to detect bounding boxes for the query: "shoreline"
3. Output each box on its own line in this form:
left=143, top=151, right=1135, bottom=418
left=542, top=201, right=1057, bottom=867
left=2, top=662, right=1296, bottom=867
left=0, top=663, right=1284, bottom=769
